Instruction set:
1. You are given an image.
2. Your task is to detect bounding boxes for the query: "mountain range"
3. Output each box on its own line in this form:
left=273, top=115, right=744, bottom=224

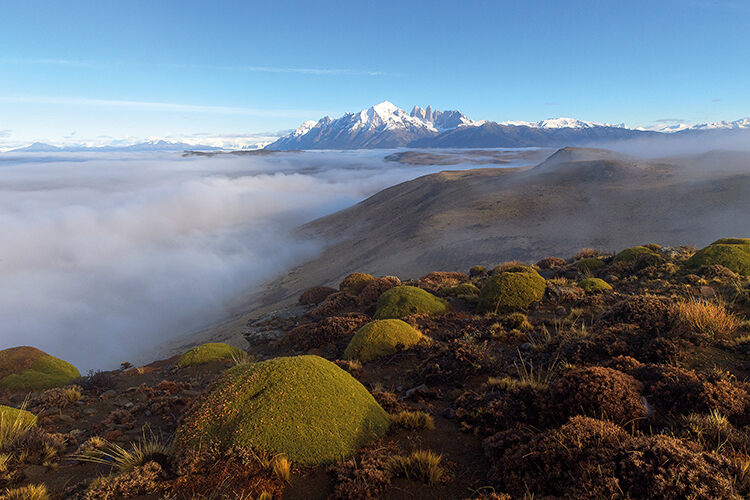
left=266, top=101, right=750, bottom=150
left=7, top=139, right=221, bottom=153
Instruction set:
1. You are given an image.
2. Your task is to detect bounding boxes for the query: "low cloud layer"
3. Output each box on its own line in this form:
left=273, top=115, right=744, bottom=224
left=0, top=150, right=525, bottom=371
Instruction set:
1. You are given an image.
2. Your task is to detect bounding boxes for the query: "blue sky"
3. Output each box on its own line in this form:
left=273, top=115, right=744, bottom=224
left=0, top=0, right=748, bottom=146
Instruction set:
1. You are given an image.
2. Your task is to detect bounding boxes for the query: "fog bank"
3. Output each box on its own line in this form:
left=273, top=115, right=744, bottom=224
left=0, top=149, right=531, bottom=371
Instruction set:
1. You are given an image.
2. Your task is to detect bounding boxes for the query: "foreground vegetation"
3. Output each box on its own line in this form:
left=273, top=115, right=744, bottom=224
left=2, top=238, right=750, bottom=498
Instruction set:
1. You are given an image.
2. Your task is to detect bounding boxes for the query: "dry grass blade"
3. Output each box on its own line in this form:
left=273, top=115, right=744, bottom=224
left=675, top=297, right=740, bottom=339
left=0, top=399, right=36, bottom=453
left=390, top=410, right=435, bottom=430
left=70, top=425, right=172, bottom=472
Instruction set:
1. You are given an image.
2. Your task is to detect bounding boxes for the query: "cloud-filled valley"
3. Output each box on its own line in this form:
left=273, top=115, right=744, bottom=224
left=0, top=149, right=535, bottom=371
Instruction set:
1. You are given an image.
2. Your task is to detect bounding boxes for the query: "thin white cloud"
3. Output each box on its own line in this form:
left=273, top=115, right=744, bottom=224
left=0, top=57, right=394, bottom=76
left=0, top=95, right=324, bottom=118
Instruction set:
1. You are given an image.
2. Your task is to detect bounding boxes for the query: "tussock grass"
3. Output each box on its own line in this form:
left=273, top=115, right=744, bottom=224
left=71, top=426, right=172, bottom=473
left=2, top=484, right=50, bottom=500
left=63, top=386, right=83, bottom=402
left=272, top=455, right=291, bottom=482
left=386, top=450, right=443, bottom=485
left=674, top=298, right=739, bottom=339
left=0, top=401, right=36, bottom=452
left=390, top=411, right=435, bottom=430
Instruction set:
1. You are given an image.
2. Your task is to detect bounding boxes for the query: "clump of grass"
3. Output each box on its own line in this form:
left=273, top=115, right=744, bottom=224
left=63, top=386, right=83, bottom=402
left=574, top=248, right=600, bottom=260
left=674, top=297, right=739, bottom=339
left=0, top=401, right=36, bottom=452
left=230, top=350, right=254, bottom=366
left=386, top=450, right=443, bottom=485
left=257, top=492, right=273, bottom=500
left=71, top=426, right=172, bottom=472
left=272, top=455, right=291, bottom=482
left=390, top=411, right=435, bottom=430
left=684, top=410, right=737, bottom=452
left=2, top=484, right=50, bottom=500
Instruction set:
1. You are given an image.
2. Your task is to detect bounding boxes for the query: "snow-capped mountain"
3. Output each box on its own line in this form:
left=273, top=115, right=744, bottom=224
left=689, top=118, right=750, bottom=130
left=8, top=139, right=221, bottom=153
left=266, top=101, right=471, bottom=150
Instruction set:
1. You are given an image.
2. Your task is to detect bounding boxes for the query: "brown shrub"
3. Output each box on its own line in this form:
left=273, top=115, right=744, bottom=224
left=309, top=292, right=360, bottom=319
left=536, top=256, right=567, bottom=269
left=83, top=461, right=166, bottom=499
left=359, top=276, right=401, bottom=305
left=484, top=416, right=627, bottom=498
left=371, top=390, right=406, bottom=413
left=417, top=271, right=468, bottom=293
left=574, top=248, right=601, bottom=260
left=548, top=366, right=646, bottom=424
left=281, top=313, right=370, bottom=351
left=299, top=286, right=337, bottom=305
left=599, top=295, right=677, bottom=336
left=329, top=447, right=394, bottom=499
left=617, top=434, right=739, bottom=499
left=456, top=381, right=546, bottom=435
left=339, top=273, right=375, bottom=295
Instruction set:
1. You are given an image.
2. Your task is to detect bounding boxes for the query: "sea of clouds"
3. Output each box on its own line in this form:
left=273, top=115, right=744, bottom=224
left=0, top=149, right=533, bottom=371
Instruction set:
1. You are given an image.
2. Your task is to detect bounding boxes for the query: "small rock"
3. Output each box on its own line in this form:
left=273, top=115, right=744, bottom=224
left=100, top=390, right=117, bottom=399
left=700, top=286, right=716, bottom=297
left=405, top=384, right=428, bottom=399
left=520, top=342, right=531, bottom=351
left=442, top=408, right=456, bottom=419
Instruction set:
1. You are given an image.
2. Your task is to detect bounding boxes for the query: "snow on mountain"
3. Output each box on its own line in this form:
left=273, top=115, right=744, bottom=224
left=689, top=118, right=750, bottom=130
left=267, top=101, right=473, bottom=150
left=498, top=117, right=616, bottom=129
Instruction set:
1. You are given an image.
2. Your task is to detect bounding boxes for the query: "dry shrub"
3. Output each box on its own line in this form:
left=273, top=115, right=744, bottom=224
left=536, top=256, right=567, bottom=269
left=371, top=390, right=406, bottom=413
left=272, top=455, right=291, bottom=482
left=282, top=313, right=370, bottom=351
left=390, top=411, right=435, bottom=430
left=309, top=292, right=360, bottom=319
left=386, top=450, right=443, bottom=485
left=2, top=484, right=50, bottom=500
left=574, top=248, right=601, bottom=260
left=83, top=461, right=166, bottom=499
left=547, top=366, right=646, bottom=424
left=484, top=416, right=627, bottom=498
left=329, top=447, right=393, bottom=499
left=299, top=285, right=337, bottom=305
left=417, top=272, right=468, bottom=293
left=359, top=276, right=401, bottom=305
left=31, top=385, right=83, bottom=411
left=674, top=298, right=740, bottom=341
left=617, top=434, right=739, bottom=499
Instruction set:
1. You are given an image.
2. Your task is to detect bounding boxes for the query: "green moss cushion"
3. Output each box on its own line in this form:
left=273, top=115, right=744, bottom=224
left=478, top=271, right=546, bottom=313
left=175, top=355, right=390, bottom=465
left=576, top=257, right=606, bottom=272
left=344, top=320, right=423, bottom=362
left=339, top=273, right=375, bottom=295
left=613, top=246, right=658, bottom=264
left=578, top=278, right=613, bottom=292
left=686, top=238, right=750, bottom=276
left=373, top=286, right=449, bottom=319
left=176, top=342, right=243, bottom=368
left=0, top=405, right=37, bottom=427
left=0, top=346, right=80, bottom=392
left=442, top=283, right=481, bottom=296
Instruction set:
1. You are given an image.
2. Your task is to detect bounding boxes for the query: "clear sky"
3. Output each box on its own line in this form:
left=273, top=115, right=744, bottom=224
left=0, top=0, right=748, bottom=146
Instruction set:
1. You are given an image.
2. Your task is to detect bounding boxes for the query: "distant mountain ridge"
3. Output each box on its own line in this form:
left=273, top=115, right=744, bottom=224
left=266, top=102, right=750, bottom=150
left=8, top=139, right=221, bottom=153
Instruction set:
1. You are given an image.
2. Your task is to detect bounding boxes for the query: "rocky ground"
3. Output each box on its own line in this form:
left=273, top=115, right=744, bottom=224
left=2, top=239, right=750, bottom=499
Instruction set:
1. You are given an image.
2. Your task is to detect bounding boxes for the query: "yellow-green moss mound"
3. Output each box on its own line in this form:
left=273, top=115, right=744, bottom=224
left=175, top=342, right=243, bottom=368
left=339, top=273, right=375, bottom=294
left=442, top=283, right=481, bottom=297
left=578, top=277, right=613, bottom=292
left=613, top=246, right=657, bottom=264
left=174, top=355, right=390, bottom=465
left=0, top=346, right=80, bottom=392
left=576, top=257, right=606, bottom=272
left=373, top=286, right=449, bottom=319
left=0, top=404, right=37, bottom=427
left=686, top=238, right=750, bottom=276
left=344, top=320, right=423, bottom=362
left=478, top=270, right=546, bottom=313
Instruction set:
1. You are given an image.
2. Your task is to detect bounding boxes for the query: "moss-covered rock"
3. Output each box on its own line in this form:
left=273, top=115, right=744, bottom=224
left=686, top=238, right=750, bottom=276
left=373, top=286, right=449, bottom=319
left=174, top=355, right=390, bottom=465
left=344, top=320, right=423, bottom=362
left=339, top=273, right=375, bottom=295
left=0, top=347, right=80, bottom=392
left=578, top=278, right=613, bottom=292
left=175, top=343, right=243, bottom=368
left=493, top=263, right=537, bottom=274
left=576, top=257, right=606, bottom=272
left=478, top=271, right=546, bottom=313
left=0, top=404, right=37, bottom=427
left=613, top=246, right=658, bottom=264
left=469, top=265, right=487, bottom=277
